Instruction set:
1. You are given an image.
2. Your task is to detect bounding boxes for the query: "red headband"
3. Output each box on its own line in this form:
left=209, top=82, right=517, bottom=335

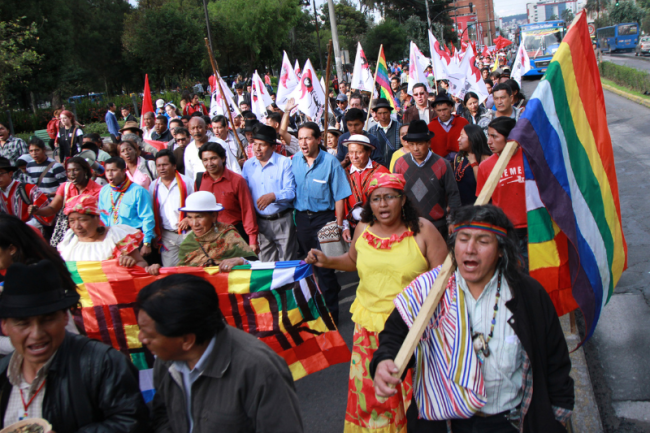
left=367, top=173, right=406, bottom=195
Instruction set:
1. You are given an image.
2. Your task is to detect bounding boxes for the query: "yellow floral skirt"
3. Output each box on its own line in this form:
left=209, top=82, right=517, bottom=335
left=344, top=323, right=412, bottom=433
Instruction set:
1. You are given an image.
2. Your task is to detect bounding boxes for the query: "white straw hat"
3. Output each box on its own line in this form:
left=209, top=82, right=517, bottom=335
left=179, top=191, right=224, bottom=212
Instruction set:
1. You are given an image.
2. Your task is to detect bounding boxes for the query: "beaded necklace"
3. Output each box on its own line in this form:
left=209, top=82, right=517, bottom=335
left=471, top=271, right=502, bottom=364
left=454, top=153, right=471, bottom=182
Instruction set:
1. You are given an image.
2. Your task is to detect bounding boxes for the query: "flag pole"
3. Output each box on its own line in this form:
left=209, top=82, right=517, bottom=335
left=390, top=140, right=519, bottom=379
left=323, top=40, right=334, bottom=148
left=364, top=44, right=383, bottom=131
left=204, top=38, right=247, bottom=160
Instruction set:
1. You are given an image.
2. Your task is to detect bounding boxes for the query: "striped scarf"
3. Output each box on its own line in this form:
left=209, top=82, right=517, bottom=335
left=393, top=266, right=486, bottom=420
left=153, top=172, right=188, bottom=249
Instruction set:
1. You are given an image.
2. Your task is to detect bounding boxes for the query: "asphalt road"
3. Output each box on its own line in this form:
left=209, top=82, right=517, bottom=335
left=603, top=51, right=650, bottom=72
left=295, top=78, right=650, bottom=432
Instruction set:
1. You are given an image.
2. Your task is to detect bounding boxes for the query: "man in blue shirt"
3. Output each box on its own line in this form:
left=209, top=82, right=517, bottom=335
left=242, top=124, right=297, bottom=262
left=292, top=122, right=351, bottom=325
left=105, top=102, right=121, bottom=143
left=99, top=157, right=155, bottom=258
left=336, top=108, right=385, bottom=168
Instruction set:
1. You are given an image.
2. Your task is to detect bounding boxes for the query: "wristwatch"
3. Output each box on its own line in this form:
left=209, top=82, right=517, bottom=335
left=143, top=242, right=151, bottom=247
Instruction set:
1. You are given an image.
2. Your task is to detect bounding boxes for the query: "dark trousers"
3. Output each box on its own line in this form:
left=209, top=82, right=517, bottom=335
left=407, top=402, right=518, bottom=433
left=295, top=210, right=341, bottom=325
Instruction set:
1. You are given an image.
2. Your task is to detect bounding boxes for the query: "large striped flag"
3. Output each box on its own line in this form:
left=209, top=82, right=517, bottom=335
left=375, top=45, right=398, bottom=111
left=509, top=11, right=627, bottom=340
left=66, top=260, right=351, bottom=402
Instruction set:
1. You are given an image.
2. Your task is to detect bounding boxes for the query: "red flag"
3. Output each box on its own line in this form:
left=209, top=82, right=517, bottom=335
left=140, top=74, right=154, bottom=129
left=461, top=41, right=468, bottom=53
left=143, top=139, right=167, bottom=151
left=482, top=45, right=489, bottom=57
left=494, top=36, right=513, bottom=50
left=445, top=44, right=452, bottom=57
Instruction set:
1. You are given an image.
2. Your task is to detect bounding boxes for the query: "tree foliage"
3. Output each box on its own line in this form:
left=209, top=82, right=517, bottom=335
left=363, top=18, right=408, bottom=61
left=320, top=0, right=370, bottom=54
left=608, top=1, right=646, bottom=25
left=561, top=8, right=574, bottom=23
left=123, top=2, right=206, bottom=86
left=209, top=0, right=302, bottom=73
left=0, top=18, right=42, bottom=106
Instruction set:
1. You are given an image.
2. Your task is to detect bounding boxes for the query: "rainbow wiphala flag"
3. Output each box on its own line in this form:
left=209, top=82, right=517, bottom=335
left=376, top=45, right=399, bottom=111
left=510, top=12, right=627, bottom=340
left=67, top=260, right=351, bottom=402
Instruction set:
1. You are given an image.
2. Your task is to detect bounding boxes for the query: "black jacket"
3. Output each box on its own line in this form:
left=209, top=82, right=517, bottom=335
left=461, top=105, right=487, bottom=125
left=0, top=332, right=149, bottom=433
left=370, top=274, right=574, bottom=433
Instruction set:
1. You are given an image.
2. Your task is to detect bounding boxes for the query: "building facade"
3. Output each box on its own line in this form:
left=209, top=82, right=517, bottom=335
left=526, top=0, right=578, bottom=23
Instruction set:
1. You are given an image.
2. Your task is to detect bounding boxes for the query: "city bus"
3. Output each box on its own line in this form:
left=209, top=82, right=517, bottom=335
left=596, top=23, right=639, bottom=53
left=515, top=20, right=567, bottom=77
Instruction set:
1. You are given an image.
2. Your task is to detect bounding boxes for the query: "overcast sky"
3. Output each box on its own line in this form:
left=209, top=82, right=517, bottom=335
left=494, top=0, right=529, bottom=17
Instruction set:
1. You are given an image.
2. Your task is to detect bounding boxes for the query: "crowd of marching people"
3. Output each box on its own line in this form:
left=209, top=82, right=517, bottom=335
left=0, top=41, right=575, bottom=433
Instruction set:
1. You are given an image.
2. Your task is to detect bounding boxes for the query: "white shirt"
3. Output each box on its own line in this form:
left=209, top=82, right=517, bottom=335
left=349, top=159, right=373, bottom=174
left=222, top=132, right=244, bottom=172
left=380, top=120, right=393, bottom=135
left=456, top=270, right=523, bottom=415
left=149, top=174, right=195, bottom=231
left=184, top=137, right=242, bottom=182
left=143, top=126, right=154, bottom=140
left=417, top=106, right=430, bottom=124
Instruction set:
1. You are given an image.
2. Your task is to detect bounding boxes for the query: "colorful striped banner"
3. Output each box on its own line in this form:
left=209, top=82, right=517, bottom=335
left=67, top=260, right=351, bottom=402
left=509, top=12, right=628, bottom=339
left=376, top=45, right=399, bottom=111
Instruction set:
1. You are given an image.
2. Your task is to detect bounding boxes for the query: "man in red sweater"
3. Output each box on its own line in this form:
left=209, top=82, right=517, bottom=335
left=427, top=93, right=468, bottom=157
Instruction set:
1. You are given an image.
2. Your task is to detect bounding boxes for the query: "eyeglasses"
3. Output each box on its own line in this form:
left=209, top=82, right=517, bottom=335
left=413, top=92, right=427, bottom=97
left=370, top=194, right=402, bottom=204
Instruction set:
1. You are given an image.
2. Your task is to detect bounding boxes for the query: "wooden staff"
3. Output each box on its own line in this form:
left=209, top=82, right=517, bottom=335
left=204, top=38, right=247, bottom=159
left=391, top=140, right=519, bottom=378
left=323, top=40, right=333, bottom=148
left=364, top=44, right=383, bottom=131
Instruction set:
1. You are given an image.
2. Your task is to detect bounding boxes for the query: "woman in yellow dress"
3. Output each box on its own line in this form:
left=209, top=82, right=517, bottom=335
left=306, top=173, right=447, bottom=433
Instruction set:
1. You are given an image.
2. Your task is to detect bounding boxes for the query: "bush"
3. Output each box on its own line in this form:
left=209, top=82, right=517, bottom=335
left=0, top=91, right=186, bottom=135
left=599, top=61, right=650, bottom=93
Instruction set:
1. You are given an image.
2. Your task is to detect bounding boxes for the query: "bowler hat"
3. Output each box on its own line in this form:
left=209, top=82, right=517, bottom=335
left=403, top=120, right=435, bottom=142
left=119, top=120, right=143, bottom=135
left=243, top=119, right=260, bottom=133
left=0, top=260, right=80, bottom=318
left=432, top=93, right=454, bottom=107
left=0, top=157, right=17, bottom=172
left=179, top=191, right=224, bottom=213
left=371, top=98, right=392, bottom=112
left=251, top=124, right=277, bottom=145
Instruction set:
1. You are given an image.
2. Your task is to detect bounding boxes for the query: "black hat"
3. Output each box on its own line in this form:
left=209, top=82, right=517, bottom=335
left=371, top=98, right=392, bottom=112
left=0, top=157, right=17, bottom=172
left=0, top=260, right=80, bottom=318
left=403, top=120, right=435, bottom=142
left=251, top=124, right=277, bottom=145
left=432, top=93, right=454, bottom=107
left=243, top=119, right=259, bottom=133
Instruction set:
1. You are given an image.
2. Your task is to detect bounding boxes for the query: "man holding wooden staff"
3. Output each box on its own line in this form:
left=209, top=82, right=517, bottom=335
left=371, top=204, right=574, bottom=432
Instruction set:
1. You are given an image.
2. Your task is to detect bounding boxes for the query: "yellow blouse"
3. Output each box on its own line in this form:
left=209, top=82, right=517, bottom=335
left=350, top=226, right=429, bottom=333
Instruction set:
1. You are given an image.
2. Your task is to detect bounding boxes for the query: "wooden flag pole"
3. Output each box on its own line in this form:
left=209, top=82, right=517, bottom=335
left=392, top=140, right=519, bottom=378
left=364, top=44, right=383, bottom=131
left=204, top=38, right=247, bottom=159
left=323, top=40, right=334, bottom=147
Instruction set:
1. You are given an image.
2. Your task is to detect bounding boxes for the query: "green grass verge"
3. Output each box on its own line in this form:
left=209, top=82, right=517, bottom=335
left=601, top=77, right=650, bottom=101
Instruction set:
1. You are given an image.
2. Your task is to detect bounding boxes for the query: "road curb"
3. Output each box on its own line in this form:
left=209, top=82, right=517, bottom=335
left=601, top=82, right=650, bottom=109
left=560, top=314, right=604, bottom=432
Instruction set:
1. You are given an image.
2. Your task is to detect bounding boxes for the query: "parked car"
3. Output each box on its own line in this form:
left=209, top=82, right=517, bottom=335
left=636, top=36, right=650, bottom=56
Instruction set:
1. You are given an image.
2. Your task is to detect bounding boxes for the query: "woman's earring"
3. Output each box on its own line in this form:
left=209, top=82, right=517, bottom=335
left=402, top=207, right=406, bottom=219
